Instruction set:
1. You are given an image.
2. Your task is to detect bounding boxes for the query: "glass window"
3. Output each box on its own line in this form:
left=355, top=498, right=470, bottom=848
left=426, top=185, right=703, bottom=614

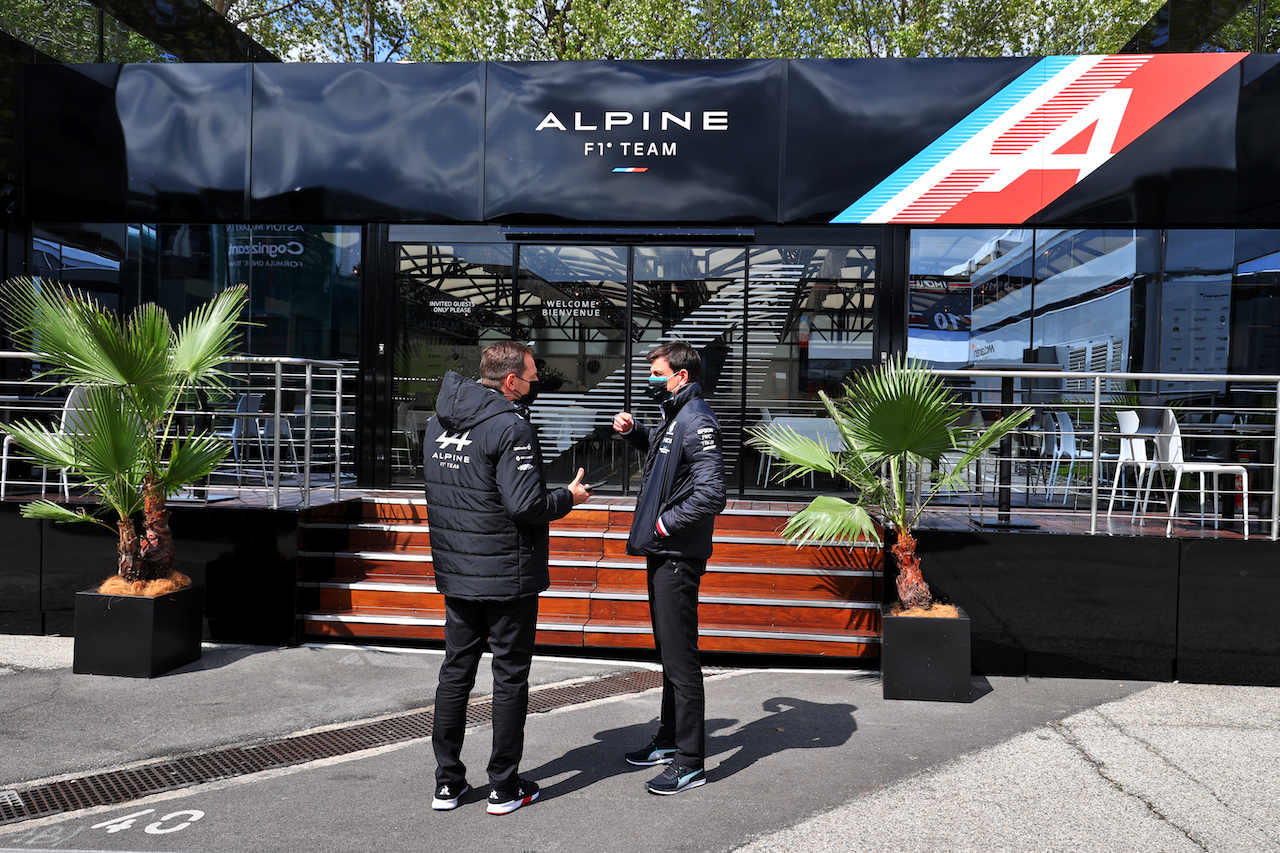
left=32, top=223, right=128, bottom=311
left=1151, top=230, right=1233, bottom=396
left=909, top=228, right=1151, bottom=395
left=158, top=224, right=361, bottom=359
left=517, top=244, right=630, bottom=486
left=629, top=246, right=746, bottom=491
left=908, top=229, right=1013, bottom=367
left=0, top=0, right=169, bottom=62
left=393, top=242, right=515, bottom=483
left=747, top=244, right=877, bottom=494
left=1031, top=229, right=1148, bottom=393
left=1232, top=229, right=1280, bottom=375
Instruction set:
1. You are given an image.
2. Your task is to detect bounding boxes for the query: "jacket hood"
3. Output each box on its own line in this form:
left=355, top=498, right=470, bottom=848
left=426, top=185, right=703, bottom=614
left=435, top=370, right=516, bottom=432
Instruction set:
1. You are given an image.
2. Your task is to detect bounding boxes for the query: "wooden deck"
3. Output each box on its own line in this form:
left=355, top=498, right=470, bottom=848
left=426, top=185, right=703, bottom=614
left=3, top=484, right=1269, bottom=541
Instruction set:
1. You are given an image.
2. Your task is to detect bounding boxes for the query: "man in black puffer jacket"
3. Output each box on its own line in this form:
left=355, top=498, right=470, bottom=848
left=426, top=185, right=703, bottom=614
left=612, top=340, right=726, bottom=796
left=423, top=341, right=589, bottom=816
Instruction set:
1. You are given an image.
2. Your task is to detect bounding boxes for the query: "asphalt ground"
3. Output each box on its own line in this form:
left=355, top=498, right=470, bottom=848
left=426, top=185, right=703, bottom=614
left=0, top=637, right=1277, bottom=853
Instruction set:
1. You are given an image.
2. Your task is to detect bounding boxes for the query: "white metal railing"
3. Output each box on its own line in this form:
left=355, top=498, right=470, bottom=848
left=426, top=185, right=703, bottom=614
left=934, top=369, right=1280, bottom=539
left=0, top=352, right=357, bottom=509
left=751, top=368, right=1280, bottom=541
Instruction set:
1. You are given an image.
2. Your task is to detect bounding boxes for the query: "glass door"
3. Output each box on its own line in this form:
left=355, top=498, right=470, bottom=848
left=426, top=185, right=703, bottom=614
left=389, top=236, right=880, bottom=495
left=517, top=244, right=629, bottom=487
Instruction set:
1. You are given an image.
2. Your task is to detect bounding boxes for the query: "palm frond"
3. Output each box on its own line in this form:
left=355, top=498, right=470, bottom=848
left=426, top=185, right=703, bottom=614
left=2, top=279, right=127, bottom=387
left=169, top=285, right=247, bottom=383
left=746, top=424, right=839, bottom=482
left=18, top=500, right=114, bottom=529
left=781, top=495, right=882, bottom=547
left=157, top=434, right=231, bottom=493
left=839, top=354, right=959, bottom=463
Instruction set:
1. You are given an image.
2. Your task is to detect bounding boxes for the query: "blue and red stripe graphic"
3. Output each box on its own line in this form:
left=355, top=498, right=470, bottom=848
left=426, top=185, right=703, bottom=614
left=831, top=53, right=1246, bottom=225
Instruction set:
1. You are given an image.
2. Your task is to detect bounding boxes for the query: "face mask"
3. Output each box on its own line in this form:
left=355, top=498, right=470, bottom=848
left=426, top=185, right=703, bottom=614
left=645, top=374, right=672, bottom=402
left=517, top=378, right=542, bottom=407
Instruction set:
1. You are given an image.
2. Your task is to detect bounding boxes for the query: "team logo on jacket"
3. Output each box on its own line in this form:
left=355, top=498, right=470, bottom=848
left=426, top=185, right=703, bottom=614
left=831, top=53, right=1245, bottom=225
left=431, top=430, right=473, bottom=469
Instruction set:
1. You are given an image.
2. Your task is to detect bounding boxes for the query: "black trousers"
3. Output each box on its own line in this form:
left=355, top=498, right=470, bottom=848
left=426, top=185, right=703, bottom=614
left=646, top=555, right=706, bottom=769
left=433, top=594, right=539, bottom=793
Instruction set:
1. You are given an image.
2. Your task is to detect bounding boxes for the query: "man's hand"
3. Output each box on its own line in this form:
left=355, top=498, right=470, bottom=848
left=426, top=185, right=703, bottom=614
left=567, top=467, right=592, bottom=505
left=612, top=412, right=634, bottom=434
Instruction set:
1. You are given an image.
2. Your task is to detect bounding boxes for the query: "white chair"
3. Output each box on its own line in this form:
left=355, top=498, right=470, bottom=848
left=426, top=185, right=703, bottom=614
left=1045, top=411, right=1084, bottom=502
left=1140, top=408, right=1249, bottom=538
left=1107, top=410, right=1151, bottom=517
left=1, top=386, right=93, bottom=500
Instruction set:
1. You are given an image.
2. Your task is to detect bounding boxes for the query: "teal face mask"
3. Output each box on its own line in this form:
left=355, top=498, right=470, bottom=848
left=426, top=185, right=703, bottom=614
left=645, top=374, right=672, bottom=402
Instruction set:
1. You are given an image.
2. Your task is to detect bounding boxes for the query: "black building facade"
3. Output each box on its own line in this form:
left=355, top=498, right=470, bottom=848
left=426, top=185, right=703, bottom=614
left=11, top=54, right=1280, bottom=492
left=4, top=7, right=1280, bottom=685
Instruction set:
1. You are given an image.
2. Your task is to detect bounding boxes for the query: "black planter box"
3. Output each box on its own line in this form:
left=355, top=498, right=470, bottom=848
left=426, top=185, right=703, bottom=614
left=73, top=584, right=204, bottom=677
left=881, top=606, right=972, bottom=702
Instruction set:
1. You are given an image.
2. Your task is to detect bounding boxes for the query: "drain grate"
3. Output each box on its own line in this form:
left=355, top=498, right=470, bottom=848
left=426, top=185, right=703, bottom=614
left=0, top=668, right=663, bottom=826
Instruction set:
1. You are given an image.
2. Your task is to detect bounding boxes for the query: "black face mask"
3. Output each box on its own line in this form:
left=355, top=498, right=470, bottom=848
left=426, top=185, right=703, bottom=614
left=517, top=378, right=542, bottom=407
left=644, top=374, right=672, bottom=403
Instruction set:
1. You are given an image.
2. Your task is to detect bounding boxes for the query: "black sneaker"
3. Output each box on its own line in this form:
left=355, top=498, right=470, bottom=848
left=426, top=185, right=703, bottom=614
left=431, top=781, right=470, bottom=811
left=624, top=738, right=677, bottom=766
left=487, top=779, right=540, bottom=815
left=645, top=763, right=706, bottom=795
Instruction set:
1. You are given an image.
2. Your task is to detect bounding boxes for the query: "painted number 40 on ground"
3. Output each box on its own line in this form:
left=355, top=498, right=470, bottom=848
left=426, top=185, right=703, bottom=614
left=92, top=809, right=205, bottom=835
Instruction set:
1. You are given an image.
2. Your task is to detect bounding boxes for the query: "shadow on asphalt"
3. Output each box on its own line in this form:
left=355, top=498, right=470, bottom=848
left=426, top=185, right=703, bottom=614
left=525, top=696, right=859, bottom=801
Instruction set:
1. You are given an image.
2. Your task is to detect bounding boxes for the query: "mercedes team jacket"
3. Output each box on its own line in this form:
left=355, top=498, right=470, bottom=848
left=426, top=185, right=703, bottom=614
left=422, top=370, right=574, bottom=600
left=622, top=381, right=727, bottom=561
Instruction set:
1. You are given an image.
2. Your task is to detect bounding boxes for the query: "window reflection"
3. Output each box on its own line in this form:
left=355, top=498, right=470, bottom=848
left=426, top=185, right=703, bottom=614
left=0, top=0, right=169, bottom=62
left=392, top=242, right=514, bottom=483
left=906, top=226, right=1280, bottom=395
left=1233, top=230, right=1280, bottom=374
left=910, top=228, right=1145, bottom=392
left=519, top=245, right=629, bottom=484
left=633, top=246, right=745, bottom=490
left=1031, top=229, right=1144, bottom=393
left=158, top=224, right=361, bottom=359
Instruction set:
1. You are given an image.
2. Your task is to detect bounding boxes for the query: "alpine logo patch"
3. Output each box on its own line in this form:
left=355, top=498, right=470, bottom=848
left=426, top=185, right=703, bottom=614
left=431, top=429, right=473, bottom=470
left=831, top=53, right=1246, bottom=225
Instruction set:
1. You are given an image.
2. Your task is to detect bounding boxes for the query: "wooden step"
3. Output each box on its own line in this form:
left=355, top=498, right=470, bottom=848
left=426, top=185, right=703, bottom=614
left=297, top=497, right=884, bottom=660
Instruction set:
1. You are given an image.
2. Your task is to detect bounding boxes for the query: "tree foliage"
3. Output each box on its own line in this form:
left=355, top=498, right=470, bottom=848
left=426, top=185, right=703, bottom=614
left=1, top=0, right=166, bottom=61
left=193, top=0, right=1168, bottom=63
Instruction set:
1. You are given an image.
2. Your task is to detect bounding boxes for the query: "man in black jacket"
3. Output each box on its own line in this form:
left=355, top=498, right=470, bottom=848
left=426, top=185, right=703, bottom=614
left=612, top=340, right=726, bottom=795
left=423, top=341, right=590, bottom=815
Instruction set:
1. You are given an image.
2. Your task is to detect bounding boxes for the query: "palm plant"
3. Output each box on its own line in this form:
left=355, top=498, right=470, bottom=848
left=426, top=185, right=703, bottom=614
left=1, top=277, right=248, bottom=588
left=748, top=355, right=1032, bottom=612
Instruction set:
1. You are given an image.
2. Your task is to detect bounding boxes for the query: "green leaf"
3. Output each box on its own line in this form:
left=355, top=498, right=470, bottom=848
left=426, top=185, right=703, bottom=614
left=19, top=501, right=94, bottom=524
left=157, top=434, right=231, bottom=493
left=781, top=495, right=881, bottom=547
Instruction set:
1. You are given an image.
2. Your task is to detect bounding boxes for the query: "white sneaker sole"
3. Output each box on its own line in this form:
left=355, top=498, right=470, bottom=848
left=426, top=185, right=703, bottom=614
left=487, top=788, right=539, bottom=815
left=431, top=784, right=469, bottom=811
left=626, top=752, right=676, bottom=766
left=646, top=774, right=706, bottom=795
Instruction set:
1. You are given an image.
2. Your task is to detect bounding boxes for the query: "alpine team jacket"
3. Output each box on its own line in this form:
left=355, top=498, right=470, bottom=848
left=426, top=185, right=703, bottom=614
left=621, top=382, right=727, bottom=561
left=422, top=370, right=574, bottom=600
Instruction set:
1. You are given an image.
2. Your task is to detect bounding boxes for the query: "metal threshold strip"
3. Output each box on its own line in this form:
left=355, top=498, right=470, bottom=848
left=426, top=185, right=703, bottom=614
left=0, top=668, right=663, bottom=827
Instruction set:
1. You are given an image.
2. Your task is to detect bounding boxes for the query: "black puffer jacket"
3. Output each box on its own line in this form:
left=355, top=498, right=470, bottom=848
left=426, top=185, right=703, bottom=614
left=623, top=382, right=726, bottom=561
left=423, top=371, right=573, bottom=600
